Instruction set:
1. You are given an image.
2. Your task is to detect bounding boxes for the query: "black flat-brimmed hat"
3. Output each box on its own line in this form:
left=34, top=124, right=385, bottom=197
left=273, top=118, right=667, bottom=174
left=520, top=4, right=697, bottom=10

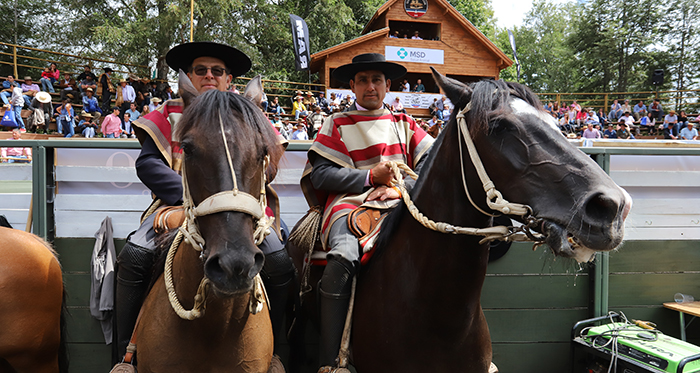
left=166, top=41, right=251, bottom=77
left=333, top=53, right=406, bottom=83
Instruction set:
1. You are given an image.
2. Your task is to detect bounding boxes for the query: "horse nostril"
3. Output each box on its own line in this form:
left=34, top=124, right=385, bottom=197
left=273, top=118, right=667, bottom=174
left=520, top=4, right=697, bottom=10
left=247, top=252, right=265, bottom=279
left=204, top=254, right=230, bottom=283
left=585, top=193, right=619, bottom=224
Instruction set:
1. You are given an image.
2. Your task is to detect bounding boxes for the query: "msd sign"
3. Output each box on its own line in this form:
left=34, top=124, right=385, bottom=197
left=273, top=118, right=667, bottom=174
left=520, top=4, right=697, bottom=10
left=385, top=46, right=444, bottom=64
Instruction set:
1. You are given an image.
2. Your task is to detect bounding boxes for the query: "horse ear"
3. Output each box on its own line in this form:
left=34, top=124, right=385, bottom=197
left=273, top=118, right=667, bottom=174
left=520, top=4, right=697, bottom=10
left=431, top=67, right=472, bottom=108
left=243, top=75, right=264, bottom=108
left=178, top=69, right=199, bottom=108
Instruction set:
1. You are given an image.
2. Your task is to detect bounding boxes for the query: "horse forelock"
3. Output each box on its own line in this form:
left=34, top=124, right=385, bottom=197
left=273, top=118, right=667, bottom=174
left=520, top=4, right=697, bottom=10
left=175, top=90, right=282, bottom=168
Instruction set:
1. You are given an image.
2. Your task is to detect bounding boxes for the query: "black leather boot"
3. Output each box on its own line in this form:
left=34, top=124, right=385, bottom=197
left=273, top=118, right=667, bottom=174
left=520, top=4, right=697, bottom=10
left=115, top=241, right=155, bottom=359
left=261, top=249, right=295, bottom=345
left=318, top=257, right=356, bottom=368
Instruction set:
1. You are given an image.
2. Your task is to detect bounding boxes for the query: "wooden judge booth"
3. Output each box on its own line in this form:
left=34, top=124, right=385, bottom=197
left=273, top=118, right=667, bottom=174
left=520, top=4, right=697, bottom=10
left=310, top=0, right=513, bottom=116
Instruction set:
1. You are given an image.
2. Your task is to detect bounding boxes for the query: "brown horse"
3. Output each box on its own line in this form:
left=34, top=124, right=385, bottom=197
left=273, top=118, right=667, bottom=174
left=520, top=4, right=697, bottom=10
left=0, top=227, right=67, bottom=373
left=288, top=70, right=632, bottom=372
left=133, top=75, right=284, bottom=372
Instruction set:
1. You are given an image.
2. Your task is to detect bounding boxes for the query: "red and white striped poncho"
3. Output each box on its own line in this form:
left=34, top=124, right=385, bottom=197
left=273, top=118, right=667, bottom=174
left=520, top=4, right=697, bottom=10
left=301, top=108, right=434, bottom=249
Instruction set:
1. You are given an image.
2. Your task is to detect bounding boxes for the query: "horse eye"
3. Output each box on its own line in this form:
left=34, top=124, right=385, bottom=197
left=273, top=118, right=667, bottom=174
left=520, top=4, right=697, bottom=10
left=180, top=141, right=194, bottom=155
left=490, top=120, right=509, bottom=134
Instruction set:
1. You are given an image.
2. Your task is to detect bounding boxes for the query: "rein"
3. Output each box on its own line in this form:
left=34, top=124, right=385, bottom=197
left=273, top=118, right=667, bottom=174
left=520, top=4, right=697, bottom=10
left=391, top=99, right=546, bottom=245
left=163, top=114, right=273, bottom=320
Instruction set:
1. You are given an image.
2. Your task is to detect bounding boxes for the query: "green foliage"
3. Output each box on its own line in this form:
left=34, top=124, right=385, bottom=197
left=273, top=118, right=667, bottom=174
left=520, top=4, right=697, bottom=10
left=450, top=0, right=497, bottom=39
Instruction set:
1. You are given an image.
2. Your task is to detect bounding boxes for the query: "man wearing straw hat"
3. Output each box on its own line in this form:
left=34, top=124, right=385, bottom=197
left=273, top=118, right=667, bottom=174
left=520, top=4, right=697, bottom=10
left=28, top=91, right=53, bottom=133
left=299, top=53, right=433, bottom=371
left=115, top=41, right=294, bottom=361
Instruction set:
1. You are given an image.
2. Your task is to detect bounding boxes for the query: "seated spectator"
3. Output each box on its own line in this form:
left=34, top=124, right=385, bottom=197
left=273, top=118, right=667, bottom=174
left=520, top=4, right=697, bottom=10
left=436, top=96, right=446, bottom=120
left=617, top=123, right=631, bottom=139
left=649, top=99, right=663, bottom=120
left=620, top=99, right=632, bottom=115
left=391, top=96, right=406, bottom=114
left=77, top=65, right=97, bottom=87
left=39, top=63, right=60, bottom=93
left=663, top=110, right=679, bottom=132
left=1, top=75, right=20, bottom=106
left=633, top=100, right=647, bottom=120
left=680, top=122, right=698, bottom=140
left=427, top=115, right=439, bottom=128
left=559, top=102, right=568, bottom=118
left=429, top=98, right=439, bottom=117
left=291, top=123, right=308, bottom=140
left=552, top=102, right=560, bottom=118
left=603, top=124, right=617, bottom=138
left=544, top=102, right=553, bottom=116
left=101, top=107, right=122, bottom=138
left=568, top=101, right=580, bottom=127
left=413, top=79, right=425, bottom=93
left=270, top=114, right=283, bottom=131
left=260, top=91, right=268, bottom=112
left=146, top=80, right=160, bottom=102
left=58, top=102, right=75, bottom=138
left=279, top=118, right=292, bottom=139
left=303, top=91, right=317, bottom=109
left=141, top=104, right=150, bottom=115
left=597, top=108, right=608, bottom=126
left=640, top=112, right=656, bottom=135
left=662, top=122, right=678, bottom=139
left=328, top=93, right=340, bottom=112
left=125, top=102, right=140, bottom=122
left=619, top=112, right=638, bottom=135
left=77, top=112, right=97, bottom=138
left=582, top=123, right=601, bottom=139
left=121, top=112, right=136, bottom=138
left=160, top=85, right=175, bottom=101
left=1, top=129, right=31, bottom=163
left=576, top=108, right=588, bottom=127
left=608, top=99, right=622, bottom=121
left=59, top=72, right=77, bottom=103
left=79, top=74, right=97, bottom=97
left=266, top=96, right=283, bottom=115
left=585, top=109, right=599, bottom=125
left=82, top=88, right=103, bottom=120
left=292, top=95, right=307, bottom=120
left=308, top=106, right=326, bottom=138
left=411, top=31, right=422, bottom=40
left=340, top=93, right=354, bottom=110
left=390, top=31, right=399, bottom=38
left=317, top=92, right=330, bottom=114
left=443, top=104, right=452, bottom=122
left=21, top=77, right=40, bottom=108
left=148, top=97, right=162, bottom=112
left=678, top=111, right=689, bottom=127
left=401, top=79, right=410, bottom=92
left=9, top=86, right=26, bottom=131
left=229, top=84, right=240, bottom=94
left=28, top=91, right=53, bottom=133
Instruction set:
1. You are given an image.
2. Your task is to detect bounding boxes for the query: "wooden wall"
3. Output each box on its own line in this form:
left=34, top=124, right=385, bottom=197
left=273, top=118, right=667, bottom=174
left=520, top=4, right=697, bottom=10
left=318, top=0, right=504, bottom=88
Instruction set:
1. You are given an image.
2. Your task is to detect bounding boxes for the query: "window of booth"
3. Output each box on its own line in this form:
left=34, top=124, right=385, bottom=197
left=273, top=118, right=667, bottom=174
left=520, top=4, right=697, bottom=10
left=388, top=21, right=441, bottom=41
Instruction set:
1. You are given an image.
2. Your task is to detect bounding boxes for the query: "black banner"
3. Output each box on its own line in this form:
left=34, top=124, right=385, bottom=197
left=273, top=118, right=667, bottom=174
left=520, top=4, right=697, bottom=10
left=289, top=14, right=311, bottom=71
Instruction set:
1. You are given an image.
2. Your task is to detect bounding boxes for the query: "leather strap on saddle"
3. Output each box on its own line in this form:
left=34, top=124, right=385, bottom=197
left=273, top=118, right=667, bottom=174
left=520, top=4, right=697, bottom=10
left=109, top=309, right=144, bottom=373
left=153, top=206, right=185, bottom=234
left=347, top=207, right=384, bottom=240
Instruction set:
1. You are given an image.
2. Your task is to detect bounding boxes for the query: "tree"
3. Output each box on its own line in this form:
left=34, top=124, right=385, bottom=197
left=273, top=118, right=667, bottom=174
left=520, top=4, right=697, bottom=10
left=450, top=0, right=497, bottom=39
left=661, top=0, right=700, bottom=108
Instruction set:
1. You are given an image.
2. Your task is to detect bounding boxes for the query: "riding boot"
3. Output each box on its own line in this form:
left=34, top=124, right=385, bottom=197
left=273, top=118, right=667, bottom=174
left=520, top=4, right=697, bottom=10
left=260, top=249, right=295, bottom=344
left=115, top=241, right=155, bottom=360
left=318, top=256, right=356, bottom=368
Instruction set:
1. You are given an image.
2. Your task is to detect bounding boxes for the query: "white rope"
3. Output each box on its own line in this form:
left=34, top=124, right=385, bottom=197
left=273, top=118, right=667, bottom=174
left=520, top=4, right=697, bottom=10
left=164, top=226, right=210, bottom=320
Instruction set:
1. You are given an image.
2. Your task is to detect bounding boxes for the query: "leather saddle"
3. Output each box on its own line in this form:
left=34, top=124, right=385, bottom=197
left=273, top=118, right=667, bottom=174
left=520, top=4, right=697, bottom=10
left=153, top=206, right=185, bottom=234
left=347, top=207, right=385, bottom=240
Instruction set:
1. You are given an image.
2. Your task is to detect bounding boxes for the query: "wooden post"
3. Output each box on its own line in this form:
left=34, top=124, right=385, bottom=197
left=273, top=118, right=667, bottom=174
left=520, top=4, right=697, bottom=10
left=13, top=45, right=18, bottom=78
left=190, top=0, right=194, bottom=42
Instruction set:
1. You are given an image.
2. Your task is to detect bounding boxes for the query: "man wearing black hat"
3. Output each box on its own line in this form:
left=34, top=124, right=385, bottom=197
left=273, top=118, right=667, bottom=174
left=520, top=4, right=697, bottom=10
left=115, top=41, right=294, bottom=361
left=300, top=53, right=434, bottom=371
left=98, top=67, right=115, bottom=114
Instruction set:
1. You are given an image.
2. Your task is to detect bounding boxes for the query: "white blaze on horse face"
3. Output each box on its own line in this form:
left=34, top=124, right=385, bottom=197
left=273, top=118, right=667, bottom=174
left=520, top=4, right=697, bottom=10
left=509, top=98, right=561, bottom=133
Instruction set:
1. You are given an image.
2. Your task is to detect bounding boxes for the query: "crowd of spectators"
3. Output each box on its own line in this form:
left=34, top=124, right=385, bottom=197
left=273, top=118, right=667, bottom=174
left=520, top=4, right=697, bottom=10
left=1, top=64, right=177, bottom=138
left=542, top=98, right=700, bottom=140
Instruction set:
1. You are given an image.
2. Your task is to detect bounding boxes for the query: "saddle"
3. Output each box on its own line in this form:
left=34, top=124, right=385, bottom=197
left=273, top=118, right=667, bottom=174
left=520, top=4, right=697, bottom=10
left=347, top=207, right=385, bottom=240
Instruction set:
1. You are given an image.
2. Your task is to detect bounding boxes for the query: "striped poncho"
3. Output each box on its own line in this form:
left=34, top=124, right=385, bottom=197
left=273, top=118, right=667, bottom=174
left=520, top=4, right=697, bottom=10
left=301, top=108, right=434, bottom=248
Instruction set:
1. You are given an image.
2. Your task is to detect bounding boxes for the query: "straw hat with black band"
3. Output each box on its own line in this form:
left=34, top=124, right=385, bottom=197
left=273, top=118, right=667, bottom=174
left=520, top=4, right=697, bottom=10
left=165, top=41, right=251, bottom=77
left=36, top=91, right=52, bottom=104
left=332, top=53, right=406, bottom=83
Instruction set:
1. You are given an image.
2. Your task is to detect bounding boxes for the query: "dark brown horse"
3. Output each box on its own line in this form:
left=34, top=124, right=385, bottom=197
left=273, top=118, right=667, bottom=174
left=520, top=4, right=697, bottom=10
left=288, top=70, right=632, bottom=372
left=134, top=75, right=284, bottom=372
left=0, top=227, right=67, bottom=373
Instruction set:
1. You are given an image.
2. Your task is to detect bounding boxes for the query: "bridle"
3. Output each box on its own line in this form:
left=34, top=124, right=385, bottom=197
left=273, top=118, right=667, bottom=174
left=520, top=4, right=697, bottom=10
left=392, top=95, right=547, bottom=245
left=164, top=113, right=272, bottom=320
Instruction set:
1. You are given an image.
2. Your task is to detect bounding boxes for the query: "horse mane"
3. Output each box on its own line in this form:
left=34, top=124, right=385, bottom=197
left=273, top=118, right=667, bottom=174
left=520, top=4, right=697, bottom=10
left=370, top=79, right=543, bottom=261
left=174, top=89, right=283, bottom=176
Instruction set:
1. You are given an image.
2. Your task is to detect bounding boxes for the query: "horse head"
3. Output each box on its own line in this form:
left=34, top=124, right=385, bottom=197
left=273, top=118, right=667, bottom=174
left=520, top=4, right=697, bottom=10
left=432, top=69, right=631, bottom=262
left=175, top=72, right=282, bottom=295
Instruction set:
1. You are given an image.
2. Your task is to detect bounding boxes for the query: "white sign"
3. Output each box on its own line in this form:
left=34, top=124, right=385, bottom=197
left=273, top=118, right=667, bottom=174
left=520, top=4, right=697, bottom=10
left=385, top=46, right=444, bottom=64
left=327, top=89, right=451, bottom=111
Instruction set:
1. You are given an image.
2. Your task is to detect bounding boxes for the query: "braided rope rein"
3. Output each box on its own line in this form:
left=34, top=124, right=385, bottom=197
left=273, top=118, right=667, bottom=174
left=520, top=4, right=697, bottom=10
left=388, top=100, right=545, bottom=245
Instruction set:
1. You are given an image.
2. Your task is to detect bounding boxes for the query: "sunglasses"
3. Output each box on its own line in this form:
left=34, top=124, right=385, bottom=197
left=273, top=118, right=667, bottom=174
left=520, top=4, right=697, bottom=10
left=192, top=65, right=227, bottom=77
